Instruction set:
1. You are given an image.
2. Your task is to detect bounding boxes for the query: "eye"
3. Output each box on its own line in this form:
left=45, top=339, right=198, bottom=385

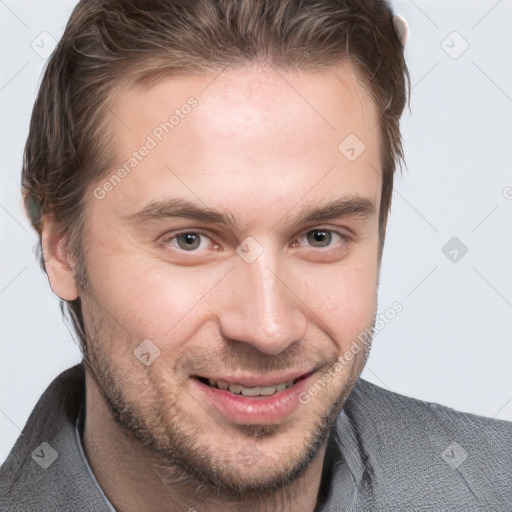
left=161, top=227, right=350, bottom=255
left=294, top=229, right=348, bottom=249
left=164, top=231, right=217, bottom=252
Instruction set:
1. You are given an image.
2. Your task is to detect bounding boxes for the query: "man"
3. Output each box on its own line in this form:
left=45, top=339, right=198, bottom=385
left=1, top=0, right=510, bottom=511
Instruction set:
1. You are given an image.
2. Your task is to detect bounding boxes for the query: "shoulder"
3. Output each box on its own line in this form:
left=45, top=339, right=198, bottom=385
left=0, top=364, right=111, bottom=511
left=330, top=378, right=512, bottom=510
left=349, top=377, right=511, bottom=439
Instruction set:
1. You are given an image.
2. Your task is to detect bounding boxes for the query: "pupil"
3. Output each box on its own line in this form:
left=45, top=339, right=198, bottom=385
left=307, top=230, right=331, bottom=247
left=178, top=233, right=200, bottom=250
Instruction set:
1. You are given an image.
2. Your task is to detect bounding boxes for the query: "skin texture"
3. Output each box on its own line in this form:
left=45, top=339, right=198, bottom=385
left=42, top=61, right=382, bottom=512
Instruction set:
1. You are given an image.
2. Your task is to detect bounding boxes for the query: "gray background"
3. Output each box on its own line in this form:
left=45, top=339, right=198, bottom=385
left=1, top=0, right=511, bottom=464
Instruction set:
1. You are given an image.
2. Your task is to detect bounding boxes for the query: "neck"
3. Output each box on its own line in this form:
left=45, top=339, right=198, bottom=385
left=82, top=372, right=327, bottom=512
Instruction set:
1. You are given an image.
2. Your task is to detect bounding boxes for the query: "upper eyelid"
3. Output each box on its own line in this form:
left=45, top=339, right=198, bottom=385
left=297, top=226, right=351, bottom=238
left=163, top=226, right=351, bottom=248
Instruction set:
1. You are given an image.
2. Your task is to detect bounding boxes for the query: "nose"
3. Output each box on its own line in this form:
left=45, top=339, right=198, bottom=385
left=217, top=249, right=307, bottom=356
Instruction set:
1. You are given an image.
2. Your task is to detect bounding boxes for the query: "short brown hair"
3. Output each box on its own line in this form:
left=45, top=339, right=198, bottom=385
left=22, top=0, right=410, bottom=349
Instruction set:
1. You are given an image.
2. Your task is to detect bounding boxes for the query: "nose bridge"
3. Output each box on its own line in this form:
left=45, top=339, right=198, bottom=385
left=218, top=245, right=306, bottom=355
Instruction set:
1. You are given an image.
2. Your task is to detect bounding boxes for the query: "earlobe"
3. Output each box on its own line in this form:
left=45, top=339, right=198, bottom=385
left=41, top=218, right=79, bottom=301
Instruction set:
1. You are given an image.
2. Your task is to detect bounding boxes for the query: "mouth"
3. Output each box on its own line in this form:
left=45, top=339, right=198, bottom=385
left=195, top=373, right=312, bottom=398
left=190, top=371, right=316, bottom=424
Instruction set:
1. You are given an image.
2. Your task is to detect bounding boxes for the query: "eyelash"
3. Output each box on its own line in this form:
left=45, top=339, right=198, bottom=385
left=161, top=227, right=352, bottom=253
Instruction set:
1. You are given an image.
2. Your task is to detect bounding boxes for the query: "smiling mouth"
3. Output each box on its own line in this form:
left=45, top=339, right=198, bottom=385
left=195, top=373, right=312, bottom=398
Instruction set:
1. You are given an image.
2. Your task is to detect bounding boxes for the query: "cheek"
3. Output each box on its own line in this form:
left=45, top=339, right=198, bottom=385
left=298, top=261, right=378, bottom=348
left=84, top=249, right=224, bottom=341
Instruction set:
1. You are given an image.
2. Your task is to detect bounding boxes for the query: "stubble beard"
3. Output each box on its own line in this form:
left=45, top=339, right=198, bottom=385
left=78, top=287, right=373, bottom=501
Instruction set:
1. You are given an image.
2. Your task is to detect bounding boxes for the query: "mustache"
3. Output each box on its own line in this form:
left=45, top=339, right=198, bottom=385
left=173, top=345, right=338, bottom=375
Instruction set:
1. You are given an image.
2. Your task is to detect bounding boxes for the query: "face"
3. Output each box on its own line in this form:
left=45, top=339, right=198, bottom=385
left=77, top=62, right=382, bottom=494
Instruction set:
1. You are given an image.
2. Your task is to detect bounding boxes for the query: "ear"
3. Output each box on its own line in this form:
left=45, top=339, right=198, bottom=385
left=41, top=217, right=79, bottom=301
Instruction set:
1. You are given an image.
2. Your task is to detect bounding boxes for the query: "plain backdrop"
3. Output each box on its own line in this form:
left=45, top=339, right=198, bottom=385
left=1, top=0, right=511, bottom=464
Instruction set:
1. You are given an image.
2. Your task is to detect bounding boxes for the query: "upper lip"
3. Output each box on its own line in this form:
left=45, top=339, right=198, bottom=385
left=194, top=369, right=315, bottom=388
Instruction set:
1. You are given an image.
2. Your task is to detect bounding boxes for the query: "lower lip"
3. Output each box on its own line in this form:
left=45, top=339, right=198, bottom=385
left=191, top=375, right=312, bottom=424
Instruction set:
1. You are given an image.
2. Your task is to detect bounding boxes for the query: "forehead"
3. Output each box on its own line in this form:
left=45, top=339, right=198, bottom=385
left=110, top=62, right=377, bottom=147
left=91, top=62, right=381, bottom=226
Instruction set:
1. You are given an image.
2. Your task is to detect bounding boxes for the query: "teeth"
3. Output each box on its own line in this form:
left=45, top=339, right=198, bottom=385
left=259, top=386, right=278, bottom=396
left=228, top=384, right=243, bottom=394
left=242, top=386, right=261, bottom=397
left=205, top=378, right=295, bottom=396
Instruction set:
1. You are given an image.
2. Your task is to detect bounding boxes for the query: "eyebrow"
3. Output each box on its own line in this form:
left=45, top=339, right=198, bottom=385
left=126, top=195, right=376, bottom=230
